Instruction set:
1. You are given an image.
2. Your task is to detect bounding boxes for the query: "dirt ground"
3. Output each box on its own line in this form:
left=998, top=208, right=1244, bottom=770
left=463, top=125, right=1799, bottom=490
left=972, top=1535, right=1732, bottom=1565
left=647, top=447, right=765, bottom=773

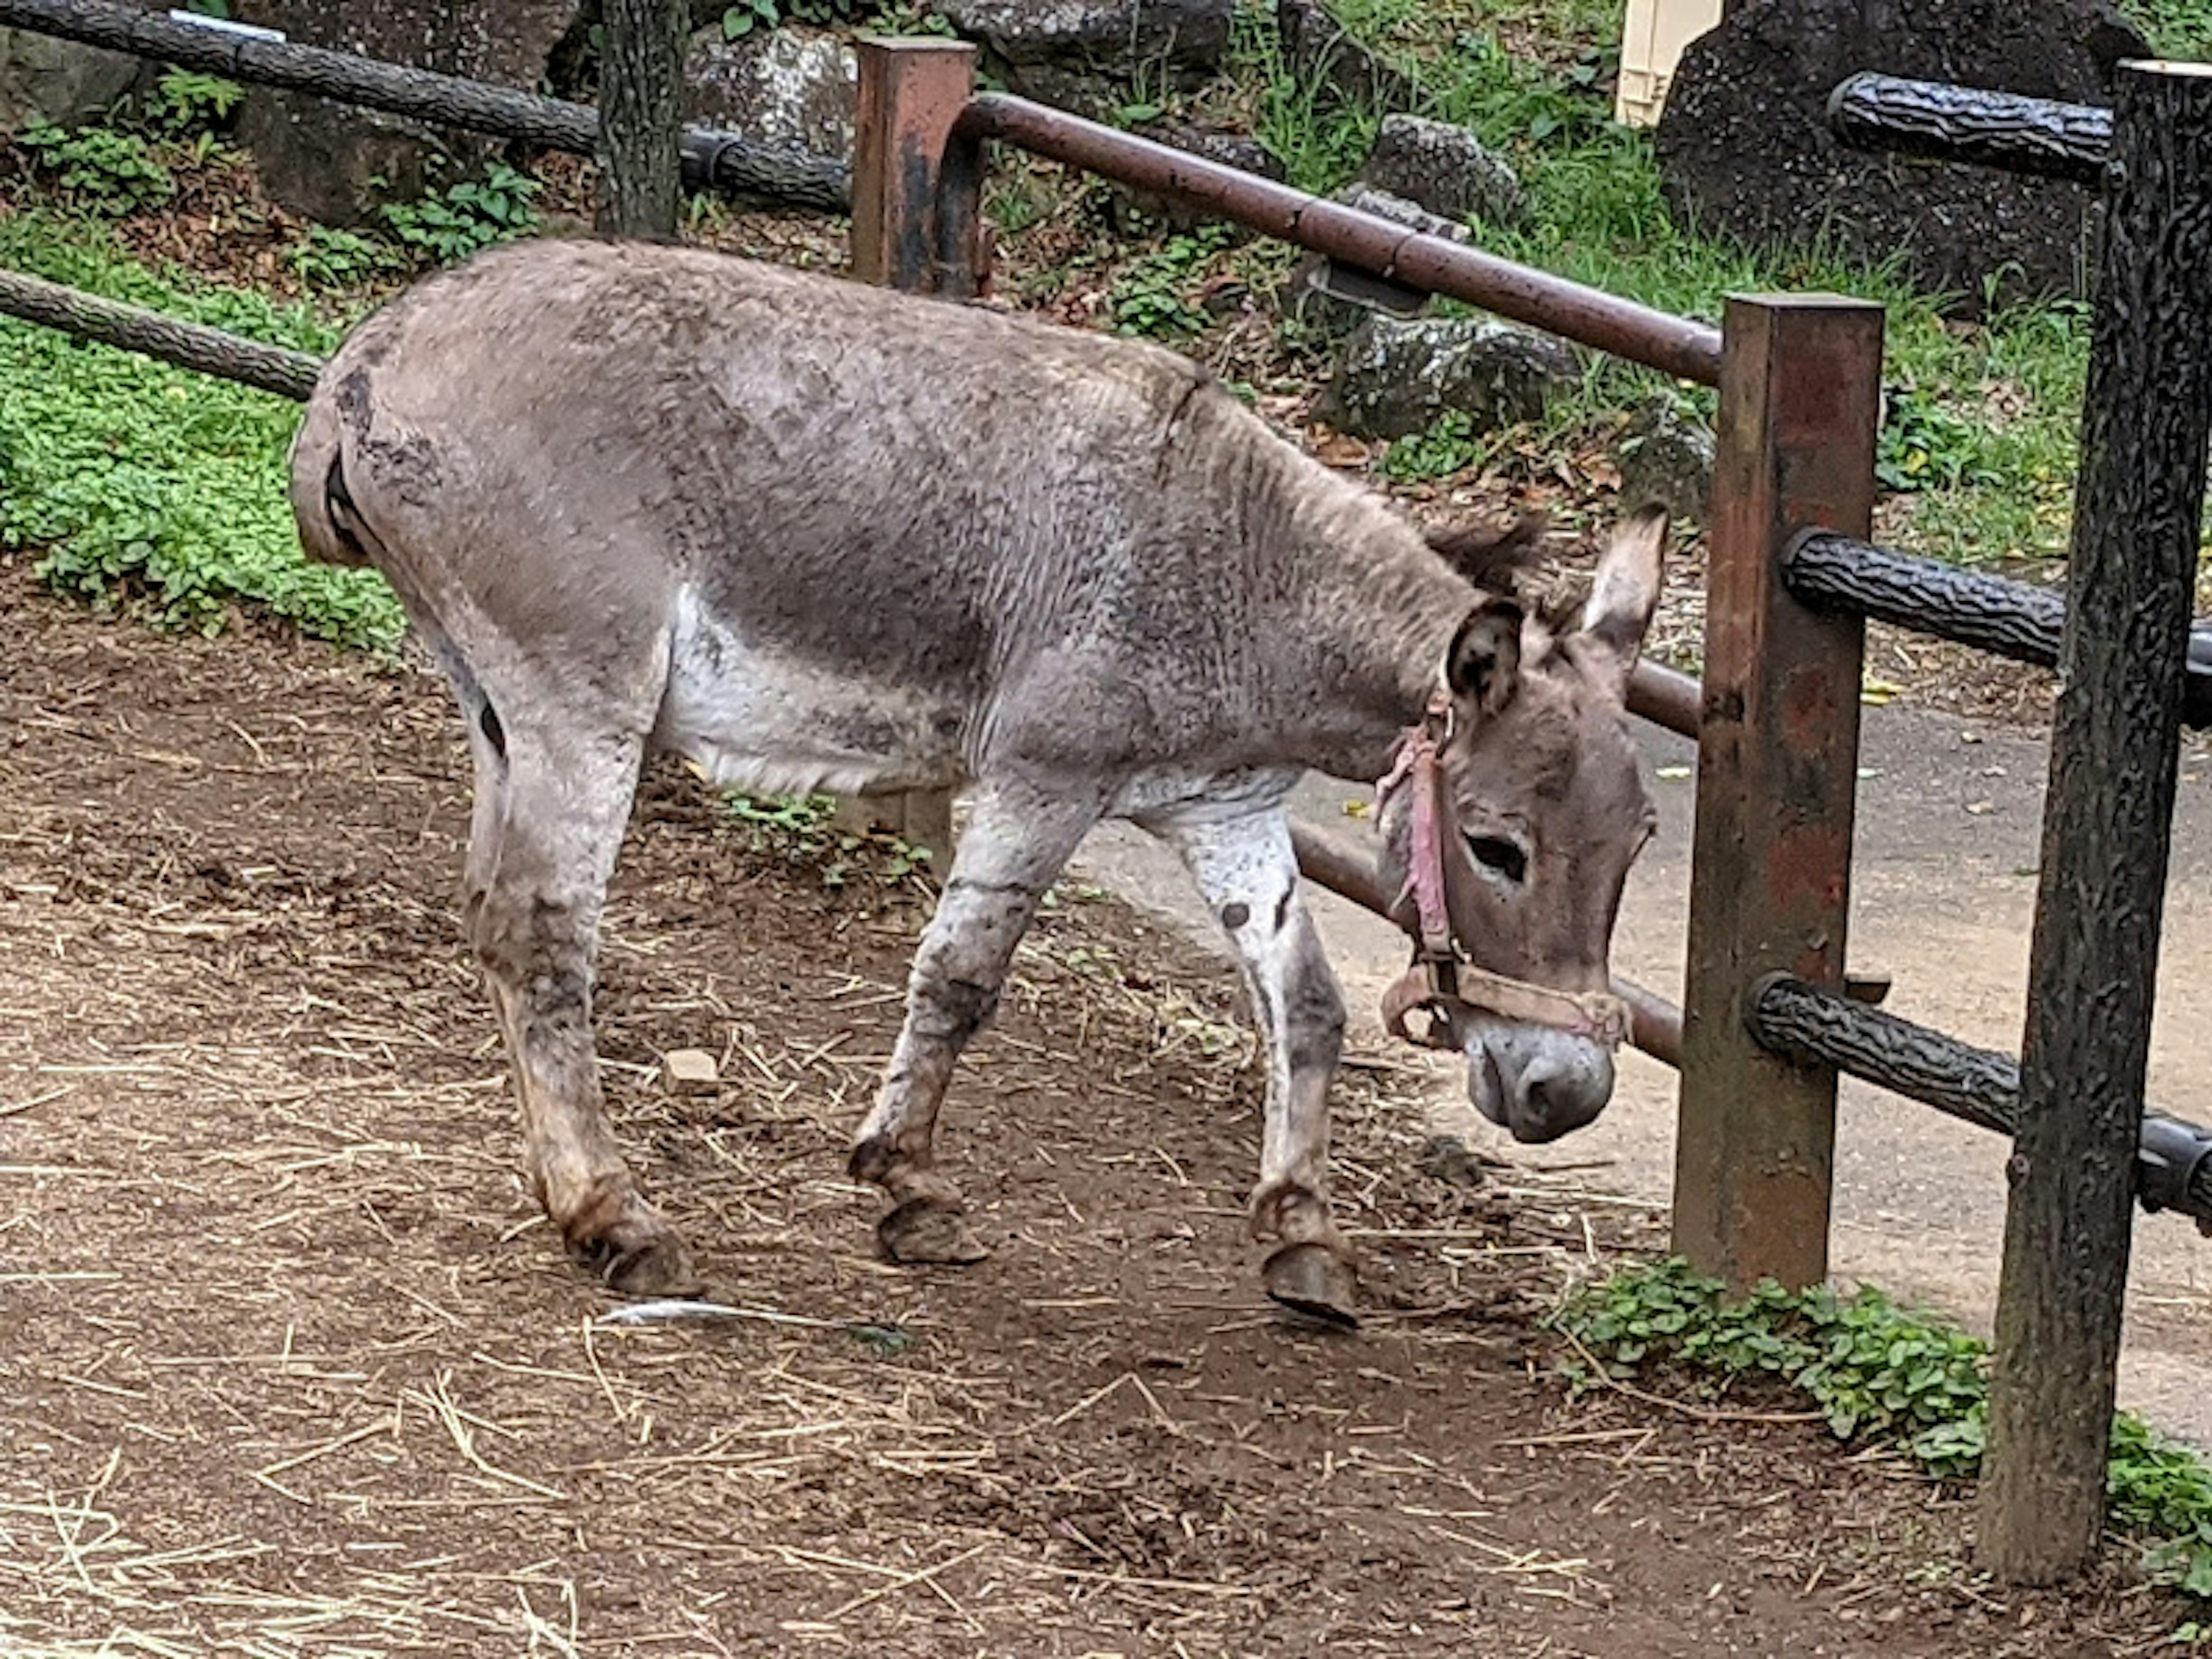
left=3, top=562, right=2201, bottom=1657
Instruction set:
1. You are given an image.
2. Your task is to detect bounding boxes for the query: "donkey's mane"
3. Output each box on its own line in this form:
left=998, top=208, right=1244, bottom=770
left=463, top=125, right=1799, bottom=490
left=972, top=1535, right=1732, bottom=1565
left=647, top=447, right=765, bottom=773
left=1422, top=512, right=1581, bottom=635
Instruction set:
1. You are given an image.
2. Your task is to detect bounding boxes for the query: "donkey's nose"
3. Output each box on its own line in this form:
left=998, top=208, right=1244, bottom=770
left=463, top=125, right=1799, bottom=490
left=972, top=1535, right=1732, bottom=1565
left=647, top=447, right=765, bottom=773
left=1460, top=1014, right=1616, bottom=1143
left=1505, top=1044, right=1613, bottom=1142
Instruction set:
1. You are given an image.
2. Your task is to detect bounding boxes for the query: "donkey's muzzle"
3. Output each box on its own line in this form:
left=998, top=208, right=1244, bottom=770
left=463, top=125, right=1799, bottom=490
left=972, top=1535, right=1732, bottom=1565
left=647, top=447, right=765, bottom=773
left=1459, top=1010, right=1616, bottom=1143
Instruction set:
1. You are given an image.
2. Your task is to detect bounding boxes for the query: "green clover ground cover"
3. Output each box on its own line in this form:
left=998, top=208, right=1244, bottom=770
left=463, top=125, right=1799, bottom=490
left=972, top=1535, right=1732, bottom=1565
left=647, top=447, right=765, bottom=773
left=0, top=210, right=403, bottom=649
left=1556, top=1259, right=2212, bottom=1609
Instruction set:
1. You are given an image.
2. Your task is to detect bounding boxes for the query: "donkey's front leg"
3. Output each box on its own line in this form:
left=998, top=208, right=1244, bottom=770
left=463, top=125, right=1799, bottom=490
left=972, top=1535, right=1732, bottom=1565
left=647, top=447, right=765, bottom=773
left=849, top=782, right=1098, bottom=1266
left=1146, top=800, right=1355, bottom=1324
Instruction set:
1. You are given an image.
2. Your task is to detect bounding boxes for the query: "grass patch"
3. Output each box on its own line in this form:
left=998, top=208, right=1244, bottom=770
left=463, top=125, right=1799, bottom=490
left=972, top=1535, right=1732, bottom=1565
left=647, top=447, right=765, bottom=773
left=0, top=209, right=403, bottom=648
left=1556, top=1259, right=2212, bottom=1603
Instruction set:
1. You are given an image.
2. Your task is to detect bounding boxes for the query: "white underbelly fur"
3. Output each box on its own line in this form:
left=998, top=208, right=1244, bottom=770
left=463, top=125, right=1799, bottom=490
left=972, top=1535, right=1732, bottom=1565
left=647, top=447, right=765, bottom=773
left=653, top=586, right=968, bottom=799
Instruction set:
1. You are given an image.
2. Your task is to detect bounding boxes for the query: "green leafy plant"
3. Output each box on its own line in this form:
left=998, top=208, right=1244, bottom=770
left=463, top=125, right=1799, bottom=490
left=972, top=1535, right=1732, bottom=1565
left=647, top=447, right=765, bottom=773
left=0, top=210, right=401, bottom=647
left=721, top=0, right=779, bottom=39
left=380, top=164, right=543, bottom=266
left=1383, top=410, right=1504, bottom=483
left=1109, top=226, right=1236, bottom=338
left=1878, top=382, right=1999, bottom=494
left=1555, top=1260, right=2212, bottom=1600
left=15, top=122, right=176, bottom=214
left=142, top=69, right=245, bottom=136
left=721, top=0, right=866, bottom=35
left=724, top=793, right=933, bottom=889
left=287, top=225, right=401, bottom=292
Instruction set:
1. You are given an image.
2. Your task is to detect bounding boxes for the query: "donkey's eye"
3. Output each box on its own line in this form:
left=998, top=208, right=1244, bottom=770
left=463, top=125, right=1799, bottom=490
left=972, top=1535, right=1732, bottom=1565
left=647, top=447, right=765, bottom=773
left=1463, top=833, right=1528, bottom=885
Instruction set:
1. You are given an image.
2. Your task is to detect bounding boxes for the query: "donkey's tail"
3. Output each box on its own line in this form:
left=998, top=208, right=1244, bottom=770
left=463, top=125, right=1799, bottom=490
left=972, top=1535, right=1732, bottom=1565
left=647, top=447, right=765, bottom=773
left=286, top=384, right=378, bottom=571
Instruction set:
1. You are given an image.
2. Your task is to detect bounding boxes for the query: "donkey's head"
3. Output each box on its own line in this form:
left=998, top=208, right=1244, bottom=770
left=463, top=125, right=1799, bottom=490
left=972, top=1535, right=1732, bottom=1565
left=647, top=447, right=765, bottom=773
left=1377, top=506, right=1668, bottom=1144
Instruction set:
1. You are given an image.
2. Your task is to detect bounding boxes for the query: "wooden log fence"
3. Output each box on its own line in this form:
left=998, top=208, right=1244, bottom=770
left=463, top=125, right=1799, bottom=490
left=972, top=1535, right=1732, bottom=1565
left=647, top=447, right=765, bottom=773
left=0, top=0, right=851, bottom=213
left=1784, top=532, right=2212, bottom=726
left=1824, top=58, right=2212, bottom=1585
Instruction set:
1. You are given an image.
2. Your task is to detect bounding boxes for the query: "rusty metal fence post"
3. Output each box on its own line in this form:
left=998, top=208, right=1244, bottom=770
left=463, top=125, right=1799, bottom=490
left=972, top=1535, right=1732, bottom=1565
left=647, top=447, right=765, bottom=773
left=1976, top=59, right=2212, bottom=1586
left=837, top=37, right=986, bottom=868
left=1673, top=295, right=1885, bottom=1291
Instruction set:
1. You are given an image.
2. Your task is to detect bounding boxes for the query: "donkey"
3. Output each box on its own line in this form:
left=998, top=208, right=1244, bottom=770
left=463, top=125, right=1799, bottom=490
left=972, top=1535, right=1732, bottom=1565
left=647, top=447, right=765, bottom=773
left=289, top=237, right=1665, bottom=1325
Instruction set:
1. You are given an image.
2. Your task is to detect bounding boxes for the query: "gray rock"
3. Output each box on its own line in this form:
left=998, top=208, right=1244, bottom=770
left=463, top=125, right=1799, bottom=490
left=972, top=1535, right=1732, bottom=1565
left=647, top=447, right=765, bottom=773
left=685, top=24, right=855, bottom=162
left=929, top=0, right=1231, bottom=114
left=1361, top=113, right=1528, bottom=228
left=232, top=0, right=580, bottom=225
left=1275, top=0, right=1422, bottom=114
left=1656, top=0, right=2142, bottom=315
left=1615, top=395, right=1715, bottom=524
left=0, top=22, right=144, bottom=134
left=1319, top=315, right=1580, bottom=441
left=1283, top=183, right=1468, bottom=340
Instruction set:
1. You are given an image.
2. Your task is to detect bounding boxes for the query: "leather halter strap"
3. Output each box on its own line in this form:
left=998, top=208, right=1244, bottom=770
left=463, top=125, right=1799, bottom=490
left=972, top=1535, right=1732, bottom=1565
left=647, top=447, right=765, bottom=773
left=1376, top=698, right=1630, bottom=1054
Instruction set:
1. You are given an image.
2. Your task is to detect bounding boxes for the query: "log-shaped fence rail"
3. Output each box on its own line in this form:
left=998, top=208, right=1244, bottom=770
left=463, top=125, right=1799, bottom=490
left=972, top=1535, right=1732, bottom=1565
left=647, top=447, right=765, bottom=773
left=0, top=266, right=323, bottom=399
left=1749, top=977, right=2212, bottom=1227
left=1784, top=531, right=2212, bottom=726
left=1827, top=71, right=2112, bottom=183
left=0, top=0, right=852, bottom=213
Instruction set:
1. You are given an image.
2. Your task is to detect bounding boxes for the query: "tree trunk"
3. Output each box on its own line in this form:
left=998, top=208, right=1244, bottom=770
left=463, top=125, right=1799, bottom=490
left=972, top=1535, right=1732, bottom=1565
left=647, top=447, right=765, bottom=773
left=596, top=0, right=687, bottom=240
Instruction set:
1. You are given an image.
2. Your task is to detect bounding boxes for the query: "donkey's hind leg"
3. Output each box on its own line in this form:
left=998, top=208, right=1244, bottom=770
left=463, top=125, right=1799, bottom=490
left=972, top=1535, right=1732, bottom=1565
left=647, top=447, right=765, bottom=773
left=847, top=781, right=1098, bottom=1266
left=460, top=680, right=696, bottom=1297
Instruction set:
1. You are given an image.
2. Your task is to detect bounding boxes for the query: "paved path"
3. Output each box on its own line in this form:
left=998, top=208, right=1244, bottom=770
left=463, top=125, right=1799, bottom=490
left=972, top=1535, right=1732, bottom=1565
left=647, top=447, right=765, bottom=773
left=1070, top=699, right=2212, bottom=1449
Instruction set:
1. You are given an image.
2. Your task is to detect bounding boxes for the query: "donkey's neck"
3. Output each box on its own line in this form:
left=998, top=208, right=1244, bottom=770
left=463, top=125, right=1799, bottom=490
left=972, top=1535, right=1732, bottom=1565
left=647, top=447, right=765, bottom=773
left=1255, top=467, right=1479, bottom=783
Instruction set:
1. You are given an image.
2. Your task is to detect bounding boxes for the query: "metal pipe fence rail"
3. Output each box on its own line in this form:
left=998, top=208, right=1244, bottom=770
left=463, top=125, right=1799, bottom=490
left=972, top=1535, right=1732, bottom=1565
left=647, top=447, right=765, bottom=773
left=951, top=92, right=1728, bottom=388
left=0, top=0, right=851, bottom=213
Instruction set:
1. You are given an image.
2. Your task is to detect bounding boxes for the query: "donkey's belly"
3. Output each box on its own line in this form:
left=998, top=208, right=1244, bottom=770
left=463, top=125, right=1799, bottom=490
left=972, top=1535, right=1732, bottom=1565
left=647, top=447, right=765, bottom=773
left=653, top=588, right=970, bottom=798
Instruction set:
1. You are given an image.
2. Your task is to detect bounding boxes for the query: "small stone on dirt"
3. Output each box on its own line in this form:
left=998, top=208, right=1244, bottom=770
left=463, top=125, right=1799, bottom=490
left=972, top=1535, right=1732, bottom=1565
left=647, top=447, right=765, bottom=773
left=1319, top=315, right=1581, bottom=441
left=1361, top=114, right=1529, bottom=229
left=661, top=1047, right=721, bottom=1094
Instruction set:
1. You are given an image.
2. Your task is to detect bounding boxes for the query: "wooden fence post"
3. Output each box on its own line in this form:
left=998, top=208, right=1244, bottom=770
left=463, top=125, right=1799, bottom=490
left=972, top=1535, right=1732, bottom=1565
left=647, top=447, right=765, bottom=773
left=1977, top=59, right=2212, bottom=1586
left=1673, top=295, right=1884, bottom=1291
left=595, top=0, right=687, bottom=238
left=838, top=38, right=984, bottom=869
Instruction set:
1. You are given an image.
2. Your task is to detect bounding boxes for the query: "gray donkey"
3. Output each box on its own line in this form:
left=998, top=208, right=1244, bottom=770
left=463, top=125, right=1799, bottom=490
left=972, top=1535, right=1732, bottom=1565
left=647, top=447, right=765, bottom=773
left=290, top=238, right=1665, bottom=1324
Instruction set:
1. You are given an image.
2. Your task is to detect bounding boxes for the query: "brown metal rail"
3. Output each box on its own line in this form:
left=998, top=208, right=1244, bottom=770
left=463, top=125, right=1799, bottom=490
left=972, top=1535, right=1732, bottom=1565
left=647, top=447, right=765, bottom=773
left=1627, top=659, right=1700, bottom=739
left=955, top=93, right=1726, bottom=388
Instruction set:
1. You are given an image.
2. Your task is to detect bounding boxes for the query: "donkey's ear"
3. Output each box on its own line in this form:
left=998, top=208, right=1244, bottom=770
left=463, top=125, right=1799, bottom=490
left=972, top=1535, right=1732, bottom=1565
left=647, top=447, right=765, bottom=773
left=1580, top=504, right=1667, bottom=671
left=1445, top=597, right=1524, bottom=719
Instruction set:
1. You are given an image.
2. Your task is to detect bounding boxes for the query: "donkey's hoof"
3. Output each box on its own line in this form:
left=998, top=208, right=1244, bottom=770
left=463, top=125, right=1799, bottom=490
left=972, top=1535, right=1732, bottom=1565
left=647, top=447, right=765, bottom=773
left=600, top=1232, right=702, bottom=1299
left=1263, top=1243, right=1359, bottom=1328
left=878, top=1199, right=991, bottom=1266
